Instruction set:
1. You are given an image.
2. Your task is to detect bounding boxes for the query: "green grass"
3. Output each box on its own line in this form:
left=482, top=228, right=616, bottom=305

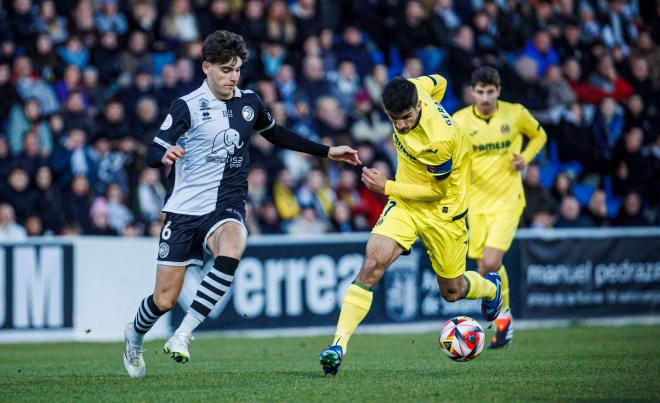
left=1, top=325, right=659, bottom=402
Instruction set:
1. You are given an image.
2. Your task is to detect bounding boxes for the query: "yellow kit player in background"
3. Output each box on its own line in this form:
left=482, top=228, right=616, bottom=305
left=319, top=74, right=503, bottom=375
left=453, top=66, right=547, bottom=348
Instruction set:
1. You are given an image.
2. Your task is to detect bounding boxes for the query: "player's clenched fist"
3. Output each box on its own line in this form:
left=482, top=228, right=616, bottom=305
left=161, top=145, right=187, bottom=165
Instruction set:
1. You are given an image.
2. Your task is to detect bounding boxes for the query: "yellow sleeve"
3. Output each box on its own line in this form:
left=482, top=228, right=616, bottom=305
left=517, top=106, right=547, bottom=164
left=409, top=74, right=447, bottom=102
left=384, top=140, right=452, bottom=201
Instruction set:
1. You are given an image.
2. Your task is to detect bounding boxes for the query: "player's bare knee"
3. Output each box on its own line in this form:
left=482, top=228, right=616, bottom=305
left=357, top=256, right=385, bottom=287
left=153, top=291, right=176, bottom=312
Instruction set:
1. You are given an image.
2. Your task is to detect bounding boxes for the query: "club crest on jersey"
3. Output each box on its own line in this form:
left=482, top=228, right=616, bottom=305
left=199, top=98, right=210, bottom=110
left=160, top=114, right=173, bottom=130
left=500, top=124, right=510, bottom=134
left=158, top=242, right=169, bottom=258
left=242, top=106, right=254, bottom=121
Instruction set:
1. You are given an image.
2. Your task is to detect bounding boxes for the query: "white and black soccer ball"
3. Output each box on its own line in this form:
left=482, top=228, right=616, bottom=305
left=438, top=316, right=485, bottom=362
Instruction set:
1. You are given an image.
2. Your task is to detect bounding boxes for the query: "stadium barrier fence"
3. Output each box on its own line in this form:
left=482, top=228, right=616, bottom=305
left=1, top=228, right=658, bottom=343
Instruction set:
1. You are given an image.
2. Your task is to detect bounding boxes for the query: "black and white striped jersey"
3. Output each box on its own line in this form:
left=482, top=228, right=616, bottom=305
left=153, top=80, right=275, bottom=216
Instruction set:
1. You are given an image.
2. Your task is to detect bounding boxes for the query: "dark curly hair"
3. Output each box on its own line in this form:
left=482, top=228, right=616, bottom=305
left=202, top=30, right=249, bottom=65
left=381, top=77, right=418, bottom=114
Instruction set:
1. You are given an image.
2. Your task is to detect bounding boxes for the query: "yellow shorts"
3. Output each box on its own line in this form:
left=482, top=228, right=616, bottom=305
left=467, top=207, right=523, bottom=259
left=371, top=200, right=468, bottom=279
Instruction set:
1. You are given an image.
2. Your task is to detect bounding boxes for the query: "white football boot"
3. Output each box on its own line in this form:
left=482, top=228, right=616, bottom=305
left=163, top=331, right=192, bottom=364
left=123, top=323, right=146, bottom=378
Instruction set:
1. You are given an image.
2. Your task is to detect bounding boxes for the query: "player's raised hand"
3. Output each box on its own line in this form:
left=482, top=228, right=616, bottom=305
left=328, top=146, right=362, bottom=166
left=511, top=153, right=525, bottom=171
left=162, top=145, right=186, bottom=165
left=361, top=167, right=387, bottom=194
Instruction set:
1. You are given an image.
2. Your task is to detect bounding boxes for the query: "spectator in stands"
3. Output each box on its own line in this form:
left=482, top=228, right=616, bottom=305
left=247, top=165, right=269, bottom=212
left=622, top=94, right=656, bottom=142
left=199, top=0, right=239, bottom=39
left=63, top=174, right=91, bottom=232
left=32, top=34, right=58, bottom=82
left=551, top=171, right=573, bottom=205
left=257, top=199, right=284, bottom=234
left=364, top=64, right=388, bottom=103
left=0, top=137, right=11, bottom=183
left=588, top=54, right=633, bottom=102
left=61, top=91, right=91, bottom=134
left=520, top=29, right=559, bottom=77
left=585, top=190, right=611, bottom=227
left=136, top=167, right=164, bottom=224
left=299, top=55, right=331, bottom=106
left=555, top=195, right=594, bottom=228
left=53, top=64, right=85, bottom=104
left=14, top=132, right=47, bottom=175
left=7, top=98, right=52, bottom=156
left=118, top=68, right=156, bottom=117
left=120, top=30, right=153, bottom=83
left=90, top=31, right=122, bottom=85
left=0, top=203, right=27, bottom=241
left=329, top=60, right=360, bottom=113
left=161, top=0, right=200, bottom=44
left=448, top=25, right=481, bottom=93
left=313, top=96, right=348, bottom=140
left=288, top=206, right=328, bottom=234
left=35, top=0, right=68, bottom=44
left=336, top=25, right=373, bottom=78
left=614, top=192, right=650, bottom=227
left=1, top=164, right=39, bottom=223
left=95, top=100, right=131, bottom=141
left=12, top=55, right=59, bottom=114
left=273, top=169, right=300, bottom=223
left=555, top=102, right=603, bottom=175
left=81, top=66, right=105, bottom=115
left=50, top=127, right=92, bottom=187
left=104, top=182, right=133, bottom=234
left=0, top=62, right=20, bottom=127
left=33, top=165, right=63, bottom=233
left=522, top=162, right=557, bottom=227
left=57, top=35, right=89, bottom=69
left=472, top=10, right=499, bottom=63
left=88, top=199, right=118, bottom=236
left=265, top=0, right=297, bottom=46
left=127, top=0, right=158, bottom=43
left=541, top=65, right=576, bottom=107
left=95, top=0, right=128, bottom=36
left=131, top=97, right=160, bottom=145
left=350, top=89, right=391, bottom=146
left=71, top=0, right=96, bottom=46
left=591, top=97, right=625, bottom=161
left=9, top=0, right=39, bottom=48
left=610, top=127, right=652, bottom=197
left=24, top=215, right=44, bottom=236
left=502, top=56, right=548, bottom=110
left=330, top=201, right=354, bottom=233
left=290, top=0, right=321, bottom=41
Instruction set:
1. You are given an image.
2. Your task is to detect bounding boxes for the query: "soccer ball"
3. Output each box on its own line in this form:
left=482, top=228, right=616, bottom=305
left=438, top=316, right=485, bottom=362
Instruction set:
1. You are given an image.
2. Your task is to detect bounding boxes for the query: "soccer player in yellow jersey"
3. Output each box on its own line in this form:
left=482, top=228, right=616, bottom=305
left=452, top=66, right=547, bottom=349
left=318, top=75, right=503, bottom=375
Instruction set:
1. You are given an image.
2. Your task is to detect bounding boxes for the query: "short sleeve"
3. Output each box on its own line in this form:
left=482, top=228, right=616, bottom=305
left=253, top=96, right=276, bottom=133
left=152, top=99, right=191, bottom=149
left=409, top=74, right=448, bottom=102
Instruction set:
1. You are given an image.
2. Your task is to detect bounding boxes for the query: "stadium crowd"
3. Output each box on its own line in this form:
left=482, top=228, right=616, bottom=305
left=0, top=0, right=658, bottom=240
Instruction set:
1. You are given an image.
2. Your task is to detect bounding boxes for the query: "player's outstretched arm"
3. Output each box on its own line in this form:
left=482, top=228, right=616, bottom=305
left=361, top=167, right=445, bottom=201
left=260, top=124, right=361, bottom=165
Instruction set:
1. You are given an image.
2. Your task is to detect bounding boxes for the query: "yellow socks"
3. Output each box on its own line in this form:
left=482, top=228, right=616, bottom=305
left=332, top=282, right=373, bottom=353
left=464, top=271, right=496, bottom=301
left=497, top=265, right=510, bottom=310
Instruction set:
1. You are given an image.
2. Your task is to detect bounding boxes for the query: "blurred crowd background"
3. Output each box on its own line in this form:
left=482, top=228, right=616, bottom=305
left=0, top=0, right=659, bottom=240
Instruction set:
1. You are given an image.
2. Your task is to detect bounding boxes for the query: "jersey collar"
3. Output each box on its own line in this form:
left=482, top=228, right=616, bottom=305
left=472, top=101, right=499, bottom=123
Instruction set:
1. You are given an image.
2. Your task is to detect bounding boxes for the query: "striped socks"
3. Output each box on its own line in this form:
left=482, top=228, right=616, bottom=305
left=131, top=294, right=167, bottom=344
left=175, top=256, right=239, bottom=334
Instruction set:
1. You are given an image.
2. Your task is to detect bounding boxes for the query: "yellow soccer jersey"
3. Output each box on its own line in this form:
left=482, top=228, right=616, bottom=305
left=383, top=74, right=470, bottom=221
left=452, top=101, right=547, bottom=214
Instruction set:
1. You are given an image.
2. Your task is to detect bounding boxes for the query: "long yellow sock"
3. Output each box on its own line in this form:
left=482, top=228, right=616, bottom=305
left=497, top=265, right=510, bottom=310
left=332, top=282, right=373, bottom=353
left=464, top=271, right=496, bottom=301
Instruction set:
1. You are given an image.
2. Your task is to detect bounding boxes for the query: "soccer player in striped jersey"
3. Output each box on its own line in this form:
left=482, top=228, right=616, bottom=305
left=452, top=67, right=547, bottom=348
left=123, top=30, right=360, bottom=377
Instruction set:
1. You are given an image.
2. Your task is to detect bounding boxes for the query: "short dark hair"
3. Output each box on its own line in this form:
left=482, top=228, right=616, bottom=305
left=202, top=30, right=249, bottom=65
left=471, top=66, right=501, bottom=87
left=381, top=77, right=418, bottom=114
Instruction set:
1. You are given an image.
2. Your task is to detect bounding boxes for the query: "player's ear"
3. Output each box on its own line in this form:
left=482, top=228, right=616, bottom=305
left=416, top=99, right=422, bottom=110
left=202, top=61, right=210, bottom=75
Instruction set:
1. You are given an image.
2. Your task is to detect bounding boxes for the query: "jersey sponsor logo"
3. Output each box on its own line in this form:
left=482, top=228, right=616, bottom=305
left=500, top=124, right=510, bottom=134
left=160, top=114, right=173, bottom=130
left=393, top=133, right=417, bottom=162
left=206, top=128, right=245, bottom=164
left=472, top=139, right=512, bottom=153
left=242, top=106, right=255, bottom=121
left=199, top=98, right=210, bottom=110
left=158, top=242, right=169, bottom=258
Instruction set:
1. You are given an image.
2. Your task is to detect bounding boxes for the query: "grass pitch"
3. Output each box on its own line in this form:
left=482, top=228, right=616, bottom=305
left=1, top=325, right=659, bottom=402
